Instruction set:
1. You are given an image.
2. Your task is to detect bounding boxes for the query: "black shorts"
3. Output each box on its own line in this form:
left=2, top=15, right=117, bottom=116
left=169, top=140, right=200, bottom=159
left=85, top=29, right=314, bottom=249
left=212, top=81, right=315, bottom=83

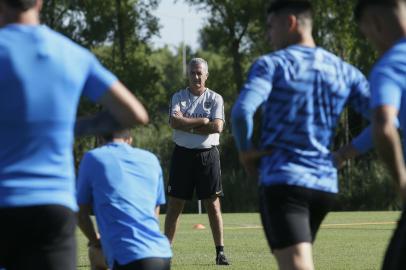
left=382, top=206, right=406, bottom=270
left=113, top=257, right=171, bottom=270
left=259, top=185, right=337, bottom=250
left=0, top=205, right=76, bottom=270
left=168, top=145, right=223, bottom=200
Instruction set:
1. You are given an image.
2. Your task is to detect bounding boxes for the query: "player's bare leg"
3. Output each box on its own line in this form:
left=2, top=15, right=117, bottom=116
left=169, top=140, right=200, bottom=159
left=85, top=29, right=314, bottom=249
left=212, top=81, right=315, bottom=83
left=273, top=242, right=314, bottom=270
left=204, top=197, right=224, bottom=246
left=204, top=197, right=229, bottom=265
left=164, top=197, right=185, bottom=245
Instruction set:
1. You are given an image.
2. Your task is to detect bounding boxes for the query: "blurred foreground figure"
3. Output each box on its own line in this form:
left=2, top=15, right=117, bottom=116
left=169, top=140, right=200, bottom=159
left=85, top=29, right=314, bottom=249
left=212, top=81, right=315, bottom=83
left=355, top=0, right=406, bottom=269
left=0, top=1, right=148, bottom=269
left=77, top=130, right=172, bottom=270
left=231, top=1, right=371, bottom=269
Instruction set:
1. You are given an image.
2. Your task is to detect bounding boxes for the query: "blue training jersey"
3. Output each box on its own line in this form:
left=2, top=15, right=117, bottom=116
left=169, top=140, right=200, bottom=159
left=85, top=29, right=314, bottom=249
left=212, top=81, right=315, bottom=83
left=0, top=24, right=117, bottom=210
left=231, top=45, right=371, bottom=193
left=370, top=38, right=406, bottom=156
left=76, top=142, right=172, bottom=268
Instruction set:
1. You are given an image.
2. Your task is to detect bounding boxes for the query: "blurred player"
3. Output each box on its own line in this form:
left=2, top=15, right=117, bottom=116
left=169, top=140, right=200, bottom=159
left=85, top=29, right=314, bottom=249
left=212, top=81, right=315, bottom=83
left=77, top=130, right=171, bottom=270
left=0, top=1, right=148, bottom=269
left=231, top=1, right=371, bottom=269
left=355, top=0, right=406, bottom=269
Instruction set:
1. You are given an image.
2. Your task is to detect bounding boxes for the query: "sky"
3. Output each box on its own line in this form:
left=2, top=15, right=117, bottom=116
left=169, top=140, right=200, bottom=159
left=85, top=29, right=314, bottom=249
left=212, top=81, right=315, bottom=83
left=151, top=0, right=207, bottom=51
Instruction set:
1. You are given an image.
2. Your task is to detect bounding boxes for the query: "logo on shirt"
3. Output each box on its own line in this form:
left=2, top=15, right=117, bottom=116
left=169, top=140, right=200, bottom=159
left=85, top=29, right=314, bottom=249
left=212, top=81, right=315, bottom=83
left=204, top=101, right=212, bottom=109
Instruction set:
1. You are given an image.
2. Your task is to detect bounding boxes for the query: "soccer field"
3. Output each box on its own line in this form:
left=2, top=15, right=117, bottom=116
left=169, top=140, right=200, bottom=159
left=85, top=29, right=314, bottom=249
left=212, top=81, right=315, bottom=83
left=76, top=211, right=400, bottom=270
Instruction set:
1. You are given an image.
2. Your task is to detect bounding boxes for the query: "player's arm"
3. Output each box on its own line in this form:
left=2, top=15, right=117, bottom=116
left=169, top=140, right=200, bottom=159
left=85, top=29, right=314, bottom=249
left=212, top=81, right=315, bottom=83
left=99, top=81, right=149, bottom=126
left=373, top=105, right=406, bottom=199
left=334, top=68, right=373, bottom=167
left=75, top=81, right=149, bottom=137
left=155, top=206, right=160, bottom=219
left=76, top=153, right=101, bottom=247
left=231, top=57, right=274, bottom=176
left=77, top=204, right=108, bottom=270
left=75, top=55, right=149, bottom=137
left=155, top=162, right=166, bottom=221
left=370, top=66, right=406, bottom=199
left=333, top=142, right=361, bottom=169
left=333, top=126, right=372, bottom=168
left=77, top=204, right=101, bottom=247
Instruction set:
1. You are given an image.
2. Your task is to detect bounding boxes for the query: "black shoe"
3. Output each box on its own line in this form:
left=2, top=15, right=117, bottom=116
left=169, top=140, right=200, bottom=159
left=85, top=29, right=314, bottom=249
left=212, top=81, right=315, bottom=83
left=216, top=252, right=230, bottom=265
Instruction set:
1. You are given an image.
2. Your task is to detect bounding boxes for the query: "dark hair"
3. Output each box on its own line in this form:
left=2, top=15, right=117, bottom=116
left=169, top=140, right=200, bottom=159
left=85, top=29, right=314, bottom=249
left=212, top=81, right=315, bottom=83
left=2, top=0, right=37, bottom=11
left=267, top=0, right=313, bottom=16
left=354, top=0, right=400, bottom=21
left=102, top=129, right=132, bottom=142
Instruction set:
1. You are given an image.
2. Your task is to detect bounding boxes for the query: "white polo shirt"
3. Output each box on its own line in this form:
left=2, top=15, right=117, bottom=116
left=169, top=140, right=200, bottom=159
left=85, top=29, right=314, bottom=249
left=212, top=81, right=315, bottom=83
left=169, top=88, right=224, bottom=149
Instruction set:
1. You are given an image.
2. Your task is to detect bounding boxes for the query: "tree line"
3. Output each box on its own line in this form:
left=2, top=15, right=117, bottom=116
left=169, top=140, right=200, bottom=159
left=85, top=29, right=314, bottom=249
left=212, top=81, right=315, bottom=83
left=41, top=0, right=400, bottom=212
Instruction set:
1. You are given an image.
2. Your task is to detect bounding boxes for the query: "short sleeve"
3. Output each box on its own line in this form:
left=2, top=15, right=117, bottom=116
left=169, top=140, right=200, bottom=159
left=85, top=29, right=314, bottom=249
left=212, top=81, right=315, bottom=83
left=231, top=56, right=275, bottom=151
left=212, top=94, right=225, bottom=121
left=76, top=153, right=95, bottom=205
left=370, top=69, right=402, bottom=111
left=82, top=55, right=118, bottom=102
left=169, top=92, right=181, bottom=117
left=348, top=67, right=371, bottom=120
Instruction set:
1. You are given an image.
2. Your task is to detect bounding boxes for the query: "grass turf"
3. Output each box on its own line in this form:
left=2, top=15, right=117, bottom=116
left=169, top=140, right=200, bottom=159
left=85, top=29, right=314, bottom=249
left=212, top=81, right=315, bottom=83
left=76, top=211, right=400, bottom=270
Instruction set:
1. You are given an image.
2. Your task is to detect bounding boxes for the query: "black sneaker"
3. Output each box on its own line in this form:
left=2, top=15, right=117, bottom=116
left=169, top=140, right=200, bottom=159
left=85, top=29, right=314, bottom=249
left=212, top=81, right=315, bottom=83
left=216, top=252, right=230, bottom=265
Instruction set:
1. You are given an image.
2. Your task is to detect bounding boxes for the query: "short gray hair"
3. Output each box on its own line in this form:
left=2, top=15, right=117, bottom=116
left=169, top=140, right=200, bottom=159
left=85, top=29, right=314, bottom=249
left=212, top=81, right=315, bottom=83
left=188, top=58, right=209, bottom=74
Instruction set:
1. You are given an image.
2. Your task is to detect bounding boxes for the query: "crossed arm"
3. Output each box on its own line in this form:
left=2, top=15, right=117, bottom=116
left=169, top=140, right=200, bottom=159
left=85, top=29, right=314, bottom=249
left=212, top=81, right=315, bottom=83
left=170, top=110, right=224, bottom=135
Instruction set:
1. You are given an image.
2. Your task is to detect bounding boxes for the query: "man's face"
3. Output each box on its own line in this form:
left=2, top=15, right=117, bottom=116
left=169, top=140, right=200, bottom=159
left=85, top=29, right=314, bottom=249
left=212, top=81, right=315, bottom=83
left=188, top=63, right=208, bottom=90
left=266, top=13, right=290, bottom=50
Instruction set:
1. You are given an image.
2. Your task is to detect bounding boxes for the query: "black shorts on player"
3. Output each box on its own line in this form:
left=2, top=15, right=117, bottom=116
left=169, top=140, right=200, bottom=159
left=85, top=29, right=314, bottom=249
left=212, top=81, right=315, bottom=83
left=259, top=185, right=337, bottom=250
left=382, top=207, right=406, bottom=270
left=113, top=257, right=171, bottom=270
left=0, top=205, right=76, bottom=270
left=168, top=145, right=223, bottom=200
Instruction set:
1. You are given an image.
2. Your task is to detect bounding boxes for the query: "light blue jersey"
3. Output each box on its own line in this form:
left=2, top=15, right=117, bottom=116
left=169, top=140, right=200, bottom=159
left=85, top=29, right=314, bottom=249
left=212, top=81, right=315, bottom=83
left=0, top=24, right=117, bottom=210
left=232, top=45, right=371, bottom=193
left=76, top=142, right=172, bottom=268
left=370, top=38, right=406, bottom=155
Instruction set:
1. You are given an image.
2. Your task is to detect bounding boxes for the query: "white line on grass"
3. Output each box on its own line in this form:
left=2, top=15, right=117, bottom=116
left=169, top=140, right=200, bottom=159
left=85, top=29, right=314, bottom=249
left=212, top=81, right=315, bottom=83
left=224, top=221, right=396, bottom=230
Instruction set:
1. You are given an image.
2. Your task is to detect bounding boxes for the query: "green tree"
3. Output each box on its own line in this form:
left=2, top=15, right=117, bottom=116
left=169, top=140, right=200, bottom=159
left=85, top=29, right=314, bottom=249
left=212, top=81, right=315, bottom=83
left=183, top=0, right=270, bottom=93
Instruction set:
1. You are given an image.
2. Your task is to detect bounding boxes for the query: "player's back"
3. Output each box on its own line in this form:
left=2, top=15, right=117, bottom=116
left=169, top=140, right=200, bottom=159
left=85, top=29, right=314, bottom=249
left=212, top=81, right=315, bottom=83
left=84, top=143, right=171, bottom=264
left=258, top=45, right=369, bottom=192
left=262, top=45, right=366, bottom=156
left=0, top=24, right=107, bottom=210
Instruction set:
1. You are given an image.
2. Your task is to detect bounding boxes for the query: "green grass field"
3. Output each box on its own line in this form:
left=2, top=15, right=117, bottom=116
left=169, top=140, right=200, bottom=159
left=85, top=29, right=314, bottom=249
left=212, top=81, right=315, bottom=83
left=76, top=211, right=400, bottom=270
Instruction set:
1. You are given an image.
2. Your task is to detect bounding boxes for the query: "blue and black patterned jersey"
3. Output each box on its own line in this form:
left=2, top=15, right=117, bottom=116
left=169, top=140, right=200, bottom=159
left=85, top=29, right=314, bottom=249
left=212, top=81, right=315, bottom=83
left=231, top=45, right=371, bottom=193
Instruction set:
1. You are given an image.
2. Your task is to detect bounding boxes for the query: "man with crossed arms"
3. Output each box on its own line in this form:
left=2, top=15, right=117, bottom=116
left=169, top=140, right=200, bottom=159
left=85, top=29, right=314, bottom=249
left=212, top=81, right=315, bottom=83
left=165, top=58, right=230, bottom=265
